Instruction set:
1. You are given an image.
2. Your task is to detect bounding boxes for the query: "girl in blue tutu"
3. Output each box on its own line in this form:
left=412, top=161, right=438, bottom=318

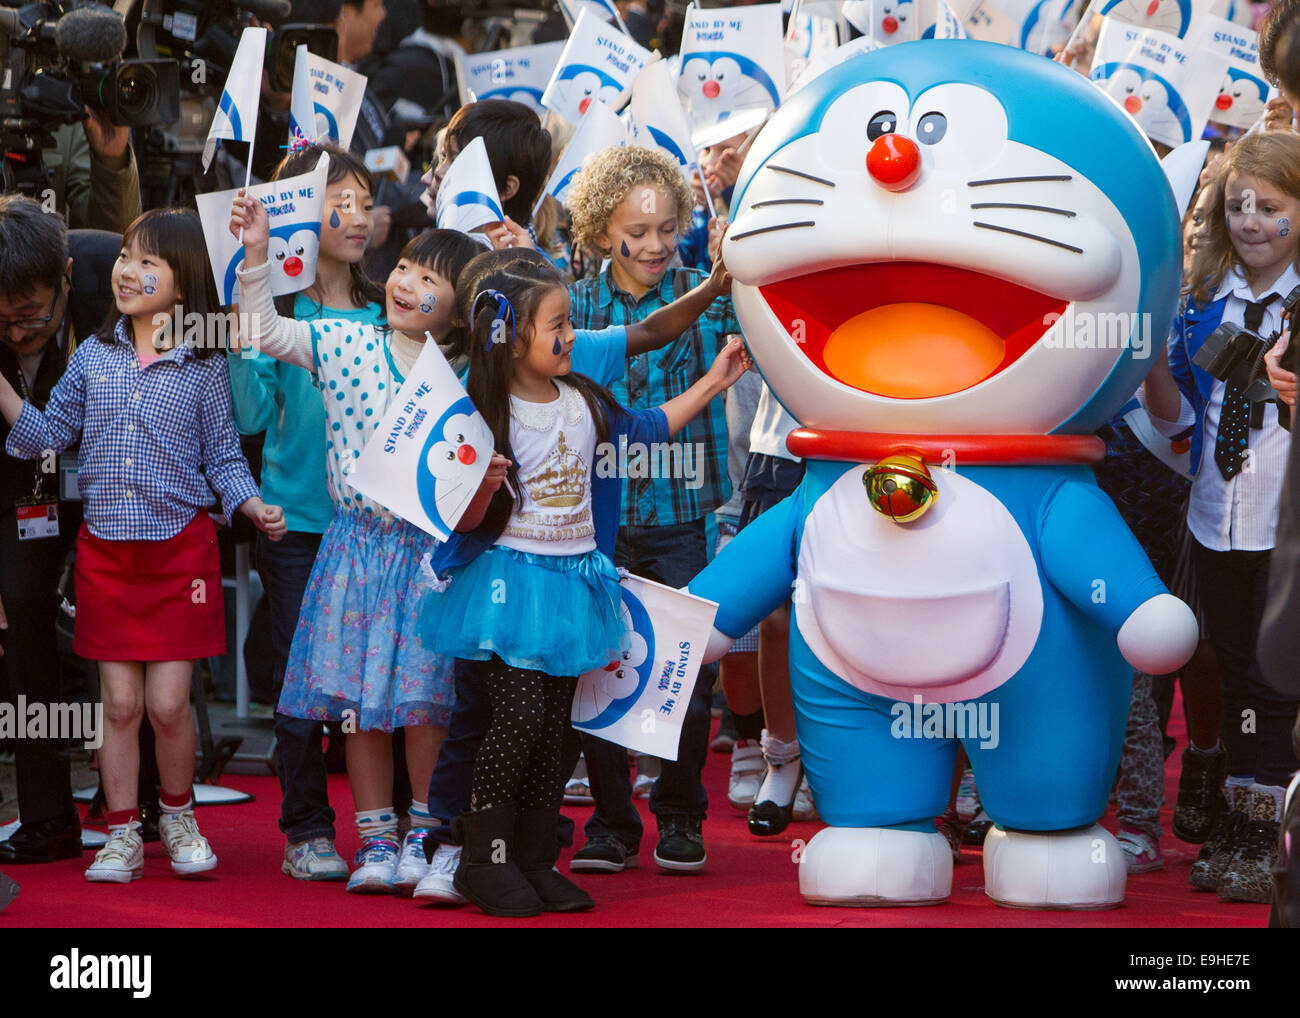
left=422, top=249, right=750, bottom=917
left=228, top=191, right=484, bottom=895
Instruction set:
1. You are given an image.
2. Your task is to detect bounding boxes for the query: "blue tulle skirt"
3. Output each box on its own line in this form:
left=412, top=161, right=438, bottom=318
left=277, top=507, right=454, bottom=731
left=422, top=546, right=627, bottom=677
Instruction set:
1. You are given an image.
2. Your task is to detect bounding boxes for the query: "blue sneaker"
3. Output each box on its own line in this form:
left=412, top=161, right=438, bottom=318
left=346, top=836, right=399, bottom=894
left=282, top=837, right=348, bottom=881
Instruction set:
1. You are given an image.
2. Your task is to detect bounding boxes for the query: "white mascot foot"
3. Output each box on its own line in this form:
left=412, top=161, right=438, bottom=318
left=983, top=823, right=1126, bottom=910
left=798, top=826, right=953, bottom=906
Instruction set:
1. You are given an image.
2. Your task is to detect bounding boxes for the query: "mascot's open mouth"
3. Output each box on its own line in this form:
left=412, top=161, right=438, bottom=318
left=759, top=262, right=1068, bottom=399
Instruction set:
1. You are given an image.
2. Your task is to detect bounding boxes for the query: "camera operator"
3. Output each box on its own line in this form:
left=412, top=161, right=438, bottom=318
left=0, top=195, right=118, bottom=865
left=45, top=109, right=143, bottom=235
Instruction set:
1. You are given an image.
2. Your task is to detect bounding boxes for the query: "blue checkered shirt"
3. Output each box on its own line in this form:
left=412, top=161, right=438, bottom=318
left=569, top=267, right=739, bottom=527
left=6, top=317, right=261, bottom=540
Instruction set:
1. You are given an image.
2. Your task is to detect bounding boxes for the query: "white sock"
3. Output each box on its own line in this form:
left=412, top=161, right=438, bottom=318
left=755, top=730, right=802, bottom=805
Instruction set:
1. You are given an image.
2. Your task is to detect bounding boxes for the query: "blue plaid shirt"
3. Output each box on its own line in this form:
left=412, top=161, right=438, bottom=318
left=6, top=317, right=261, bottom=541
left=569, top=267, right=740, bottom=527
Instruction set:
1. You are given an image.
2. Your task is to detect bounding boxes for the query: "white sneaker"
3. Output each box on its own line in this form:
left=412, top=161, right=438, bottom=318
left=792, top=775, right=818, bottom=822
left=282, top=837, right=348, bottom=881
left=413, top=843, right=466, bottom=906
left=85, top=824, right=144, bottom=883
left=393, top=828, right=433, bottom=893
left=347, top=836, right=399, bottom=894
left=159, top=810, right=218, bottom=877
left=728, top=740, right=764, bottom=811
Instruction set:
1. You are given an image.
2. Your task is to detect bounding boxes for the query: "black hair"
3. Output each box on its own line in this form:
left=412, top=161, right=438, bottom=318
left=271, top=143, right=385, bottom=312
left=98, top=209, right=222, bottom=357
left=0, top=195, right=69, bottom=303
left=445, top=100, right=552, bottom=226
left=458, top=248, right=618, bottom=532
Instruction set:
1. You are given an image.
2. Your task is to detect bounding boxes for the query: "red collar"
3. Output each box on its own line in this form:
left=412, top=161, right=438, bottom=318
left=786, top=429, right=1105, bottom=466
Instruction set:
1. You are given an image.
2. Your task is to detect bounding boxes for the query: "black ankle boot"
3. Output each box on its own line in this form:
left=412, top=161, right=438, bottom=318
left=452, top=805, right=542, bottom=917
left=1173, top=745, right=1227, bottom=844
left=515, top=807, right=593, bottom=913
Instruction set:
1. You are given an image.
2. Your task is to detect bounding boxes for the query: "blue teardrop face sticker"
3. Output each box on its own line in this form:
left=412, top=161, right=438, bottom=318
left=419, top=292, right=437, bottom=314
left=552, top=338, right=562, bottom=355
left=620, top=240, right=630, bottom=257
left=142, top=273, right=158, bottom=296
left=329, top=209, right=341, bottom=229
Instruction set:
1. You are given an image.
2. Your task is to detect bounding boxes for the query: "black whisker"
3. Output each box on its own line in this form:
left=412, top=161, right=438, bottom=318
left=749, top=198, right=825, bottom=209
left=967, top=175, right=1072, bottom=187
left=973, top=221, right=1083, bottom=254
left=729, top=221, right=818, bottom=241
left=970, top=202, right=1076, bottom=218
left=767, top=165, right=836, bottom=188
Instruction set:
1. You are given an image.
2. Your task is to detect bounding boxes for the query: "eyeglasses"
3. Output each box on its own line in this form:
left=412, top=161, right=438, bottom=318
left=0, top=276, right=69, bottom=333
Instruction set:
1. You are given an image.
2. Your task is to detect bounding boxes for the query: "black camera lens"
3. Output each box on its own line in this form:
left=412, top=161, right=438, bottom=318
left=115, top=63, right=158, bottom=119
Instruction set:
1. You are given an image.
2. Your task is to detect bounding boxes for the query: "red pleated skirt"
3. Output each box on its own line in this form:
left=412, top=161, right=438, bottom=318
left=74, top=512, right=226, bottom=662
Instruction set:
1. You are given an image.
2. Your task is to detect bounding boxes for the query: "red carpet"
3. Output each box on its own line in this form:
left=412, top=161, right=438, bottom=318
left=0, top=713, right=1272, bottom=928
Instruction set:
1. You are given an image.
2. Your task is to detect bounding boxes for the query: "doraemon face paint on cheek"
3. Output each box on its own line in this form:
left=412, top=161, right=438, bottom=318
left=419, top=293, right=437, bottom=314
left=142, top=273, right=157, bottom=296
left=1281, top=217, right=1291, bottom=238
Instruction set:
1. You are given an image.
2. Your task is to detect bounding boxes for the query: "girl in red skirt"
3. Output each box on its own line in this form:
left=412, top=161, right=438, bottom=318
left=0, top=209, right=287, bottom=883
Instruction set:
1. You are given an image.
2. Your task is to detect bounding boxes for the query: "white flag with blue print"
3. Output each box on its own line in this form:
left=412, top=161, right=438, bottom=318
left=194, top=153, right=329, bottom=306
left=571, top=575, right=719, bottom=761
left=455, top=41, right=566, bottom=117
left=625, top=59, right=699, bottom=184
left=541, top=9, right=650, bottom=125
left=677, top=3, right=786, bottom=144
left=1096, top=0, right=1214, bottom=40
left=785, top=0, right=842, bottom=86
left=347, top=341, right=493, bottom=542
left=1202, top=14, right=1276, bottom=129
left=539, top=99, right=628, bottom=210
left=557, top=0, right=630, bottom=33
left=288, top=45, right=367, bottom=152
left=435, top=135, right=506, bottom=235
left=202, top=26, right=266, bottom=171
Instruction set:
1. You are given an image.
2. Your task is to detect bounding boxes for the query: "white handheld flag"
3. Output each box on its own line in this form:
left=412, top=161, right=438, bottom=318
left=571, top=576, right=719, bottom=761
left=1096, top=0, right=1213, bottom=40
left=194, top=153, right=330, bottom=306
left=539, top=100, right=628, bottom=210
left=455, top=40, right=566, bottom=117
left=289, top=45, right=367, bottom=151
left=1089, top=19, right=1225, bottom=146
left=203, top=26, right=267, bottom=172
left=1202, top=14, right=1275, bottom=129
left=677, top=3, right=786, bottom=144
left=558, top=0, right=631, bottom=33
left=435, top=135, right=505, bottom=234
left=787, top=34, right=881, bottom=96
left=626, top=59, right=699, bottom=183
left=786, top=0, right=842, bottom=85
left=541, top=9, right=651, bottom=124
left=347, top=341, right=493, bottom=541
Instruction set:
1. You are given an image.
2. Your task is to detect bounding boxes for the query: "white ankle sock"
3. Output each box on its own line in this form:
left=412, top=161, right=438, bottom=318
left=356, top=807, right=399, bottom=846
left=756, top=730, right=802, bottom=805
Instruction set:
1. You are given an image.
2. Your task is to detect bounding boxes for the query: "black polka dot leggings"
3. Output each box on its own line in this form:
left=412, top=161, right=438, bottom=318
left=467, top=656, right=577, bottom=812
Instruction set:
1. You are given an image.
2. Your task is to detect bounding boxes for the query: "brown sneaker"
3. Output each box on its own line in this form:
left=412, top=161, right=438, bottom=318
left=1217, top=784, right=1284, bottom=904
left=1189, top=784, right=1246, bottom=891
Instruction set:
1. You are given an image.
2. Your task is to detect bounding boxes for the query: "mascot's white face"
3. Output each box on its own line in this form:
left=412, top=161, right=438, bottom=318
left=722, top=42, right=1181, bottom=437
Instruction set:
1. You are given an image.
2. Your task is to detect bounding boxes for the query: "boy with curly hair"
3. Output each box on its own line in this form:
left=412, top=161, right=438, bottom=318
left=565, top=145, right=742, bottom=875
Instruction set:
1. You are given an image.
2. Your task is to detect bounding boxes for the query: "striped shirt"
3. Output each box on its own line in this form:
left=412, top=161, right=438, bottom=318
left=569, top=267, right=739, bottom=527
left=6, top=316, right=261, bottom=540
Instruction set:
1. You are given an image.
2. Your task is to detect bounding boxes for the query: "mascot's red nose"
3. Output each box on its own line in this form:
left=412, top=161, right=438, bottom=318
left=1215, top=93, right=1233, bottom=110
left=1146, top=0, right=1159, bottom=14
left=1124, top=95, right=1143, bottom=114
left=703, top=80, right=721, bottom=99
left=882, top=15, right=899, bottom=32
left=579, top=97, right=592, bottom=114
left=457, top=445, right=477, bottom=465
left=284, top=257, right=303, bottom=277
left=866, top=134, right=921, bottom=191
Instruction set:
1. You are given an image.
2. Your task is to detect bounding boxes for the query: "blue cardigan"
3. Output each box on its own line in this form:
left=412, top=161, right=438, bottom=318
left=1166, top=294, right=1229, bottom=477
left=428, top=394, right=669, bottom=576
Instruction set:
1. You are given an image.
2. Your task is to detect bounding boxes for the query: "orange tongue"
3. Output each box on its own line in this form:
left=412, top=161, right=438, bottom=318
left=822, top=302, right=1006, bottom=399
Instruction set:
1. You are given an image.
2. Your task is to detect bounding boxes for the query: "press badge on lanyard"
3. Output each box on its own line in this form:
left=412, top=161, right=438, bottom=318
left=13, top=365, right=59, bottom=539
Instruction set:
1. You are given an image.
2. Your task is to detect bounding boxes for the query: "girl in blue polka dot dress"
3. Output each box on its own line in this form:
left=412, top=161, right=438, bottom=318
left=229, top=190, right=484, bottom=893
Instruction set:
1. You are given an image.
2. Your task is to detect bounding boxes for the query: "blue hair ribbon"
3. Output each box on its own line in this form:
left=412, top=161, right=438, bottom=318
left=471, top=288, right=516, bottom=350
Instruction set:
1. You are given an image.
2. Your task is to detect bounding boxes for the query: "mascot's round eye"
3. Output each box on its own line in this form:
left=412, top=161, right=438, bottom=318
left=455, top=433, right=465, bottom=444
left=717, top=71, right=725, bottom=80
left=275, top=250, right=286, bottom=261
left=444, top=449, right=455, bottom=461
left=615, top=669, right=625, bottom=679
left=916, top=112, right=947, bottom=145
left=867, top=110, right=898, bottom=140
left=698, top=72, right=706, bottom=80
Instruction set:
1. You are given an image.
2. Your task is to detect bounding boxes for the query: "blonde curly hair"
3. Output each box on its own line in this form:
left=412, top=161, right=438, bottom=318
left=567, top=145, right=695, bottom=252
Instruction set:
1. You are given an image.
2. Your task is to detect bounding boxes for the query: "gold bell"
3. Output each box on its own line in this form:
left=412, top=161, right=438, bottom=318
left=863, top=454, right=939, bottom=524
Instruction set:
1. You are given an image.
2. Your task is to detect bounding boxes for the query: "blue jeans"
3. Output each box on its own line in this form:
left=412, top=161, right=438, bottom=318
left=260, top=531, right=336, bottom=844
left=580, top=519, right=715, bottom=847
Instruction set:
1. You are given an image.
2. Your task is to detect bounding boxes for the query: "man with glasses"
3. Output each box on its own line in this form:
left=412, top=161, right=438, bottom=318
left=0, top=195, right=119, bottom=864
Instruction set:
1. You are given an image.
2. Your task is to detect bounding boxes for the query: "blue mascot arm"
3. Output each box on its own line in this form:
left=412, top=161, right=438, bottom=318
left=1038, top=480, right=1168, bottom=632
left=689, top=490, right=800, bottom=637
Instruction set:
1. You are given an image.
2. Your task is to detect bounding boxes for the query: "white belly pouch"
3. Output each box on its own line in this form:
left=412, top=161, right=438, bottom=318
left=796, top=466, right=1044, bottom=704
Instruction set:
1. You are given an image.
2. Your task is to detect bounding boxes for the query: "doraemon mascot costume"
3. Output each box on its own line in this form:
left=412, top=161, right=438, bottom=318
left=688, top=40, right=1200, bottom=910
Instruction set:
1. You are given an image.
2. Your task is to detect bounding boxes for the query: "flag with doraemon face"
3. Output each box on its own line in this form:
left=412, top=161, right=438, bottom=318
left=625, top=59, right=699, bottom=185
left=539, top=100, right=628, bottom=210
left=571, top=575, right=719, bottom=760
left=1201, top=14, right=1275, bottom=130
left=347, top=341, right=493, bottom=542
left=1089, top=19, right=1226, bottom=147
left=455, top=41, right=565, bottom=118
left=557, top=0, right=628, bottom=33
left=940, top=0, right=1072, bottom=52
left=786, top=34, right=881, bottom=96
left=1096, top=0, right=1215, bottom=39
left=194, top=153, right=329, bottom=307
left=541, top=9, right=651, bottom=125
left=288, top=45, right=367, bottom=152
left=785, top=0, right=841, bottom=85
left=677, top=3, right=787, bottom=147
left=435, top=135, right=505, bottom=235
